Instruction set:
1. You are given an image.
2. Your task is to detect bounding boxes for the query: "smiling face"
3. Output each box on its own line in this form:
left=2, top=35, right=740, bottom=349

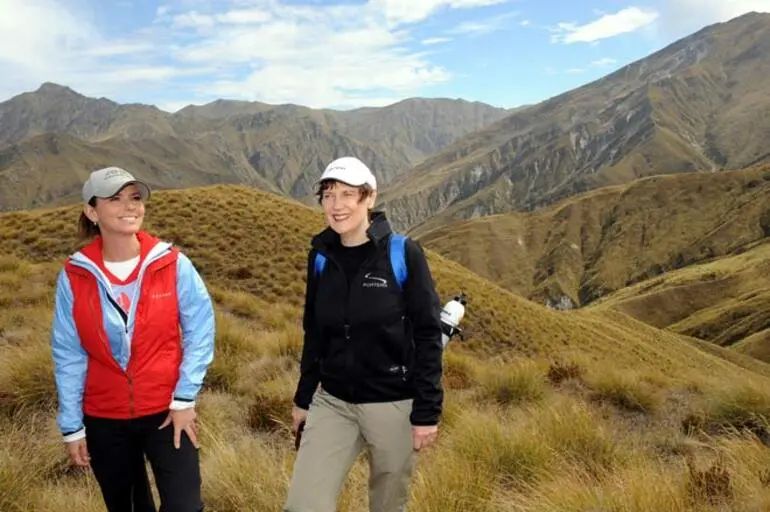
left=320, top=180, right=376, bottom=240
left=84, top=184, right=145, bottom=237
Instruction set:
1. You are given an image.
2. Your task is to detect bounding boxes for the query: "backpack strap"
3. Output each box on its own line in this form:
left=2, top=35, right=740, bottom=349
left=389, top=233, right=408, bottom=290
left=313, top=235, right=408, bottom=290
left=314, top=251, right=326, bottom=277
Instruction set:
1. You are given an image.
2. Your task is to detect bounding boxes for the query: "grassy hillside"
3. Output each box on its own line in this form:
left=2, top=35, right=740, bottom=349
left=2, top=186, right=770, bottom=511
left=591, top=240, right=770, bottom=362
left=417, top=165, right=770, bottom=345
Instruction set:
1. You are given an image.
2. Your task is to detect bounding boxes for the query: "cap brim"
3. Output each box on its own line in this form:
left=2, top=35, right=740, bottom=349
left=314, top=170, right=367, bottom=187
left=96, top=180, right=151, bottom=200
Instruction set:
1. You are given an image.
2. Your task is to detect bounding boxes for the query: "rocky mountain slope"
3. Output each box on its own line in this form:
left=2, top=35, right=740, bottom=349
left=380, top=12, right=770, bottom=232
left=0, top=84, right=508, bottom=210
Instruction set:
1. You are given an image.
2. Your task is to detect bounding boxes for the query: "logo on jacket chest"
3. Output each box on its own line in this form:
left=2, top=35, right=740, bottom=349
left=362, top=272, right=388, bottom=288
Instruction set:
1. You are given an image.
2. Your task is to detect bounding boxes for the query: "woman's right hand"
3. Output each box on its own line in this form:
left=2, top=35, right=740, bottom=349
left=292, top=406, right=308, bottom=434
left=66, top=439, right=90, bottom=467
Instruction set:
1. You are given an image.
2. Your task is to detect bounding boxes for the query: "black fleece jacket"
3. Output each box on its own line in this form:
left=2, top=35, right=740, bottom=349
left=293, top=212, right=444, bottom=426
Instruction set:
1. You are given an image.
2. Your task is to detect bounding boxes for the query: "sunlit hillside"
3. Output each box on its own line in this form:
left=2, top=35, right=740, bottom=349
left=591, top=240, right=770, bottom=364
left=1, top=186, right=770, bottom=511
left=417, top=165, right=770, bottom=349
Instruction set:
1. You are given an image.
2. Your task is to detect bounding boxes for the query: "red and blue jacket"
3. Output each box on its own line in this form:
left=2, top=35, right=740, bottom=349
left=50, top=232, right=215, bottom=440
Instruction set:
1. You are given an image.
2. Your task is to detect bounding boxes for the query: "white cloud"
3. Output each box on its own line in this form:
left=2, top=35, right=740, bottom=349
left=171, top=8, right=272, bottom=28
left=551, top=7, right=659, bottom=44
left=87, top=42, right=156, bottom=57
left=422, top=37, right=452, bottom=45
left=447, top=11, right=518, bottom=36
left=0, top=0, right=512, bottom=109
left=373, top=0, right=508, bottom=26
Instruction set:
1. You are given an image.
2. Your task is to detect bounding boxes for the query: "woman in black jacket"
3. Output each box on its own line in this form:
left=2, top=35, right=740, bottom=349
left=284, top=156, right=444, bottom=512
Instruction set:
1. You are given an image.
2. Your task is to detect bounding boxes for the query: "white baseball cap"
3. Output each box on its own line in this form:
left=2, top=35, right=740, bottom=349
left=317, top=156, right=377, bottom=190
left=82, top=166, right=151, bottom=203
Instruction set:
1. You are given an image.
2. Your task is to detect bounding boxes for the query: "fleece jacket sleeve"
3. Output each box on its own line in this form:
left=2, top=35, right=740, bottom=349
left=404, top=238, right=444, bottom=426
left=293, top=250, right=322, bottom=410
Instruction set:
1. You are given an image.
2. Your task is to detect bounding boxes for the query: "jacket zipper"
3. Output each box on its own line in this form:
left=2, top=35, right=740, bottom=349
left=318, top=240, right=384, bottom=388
left=104, top=291, right=135, bottom=416
left=89, top=281, right=135, bottom=418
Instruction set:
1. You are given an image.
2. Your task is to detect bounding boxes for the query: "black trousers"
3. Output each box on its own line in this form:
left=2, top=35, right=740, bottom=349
left=84, top=411, right=203, bottom=512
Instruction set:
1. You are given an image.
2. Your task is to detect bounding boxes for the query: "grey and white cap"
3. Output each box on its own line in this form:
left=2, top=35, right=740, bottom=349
left=82, top=166, right=151, bottom=203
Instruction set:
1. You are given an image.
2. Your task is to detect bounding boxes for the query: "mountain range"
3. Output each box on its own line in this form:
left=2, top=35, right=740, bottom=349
left=0, top=83, right=509, bottom=210
left=380, top=12, right=770, bottom=232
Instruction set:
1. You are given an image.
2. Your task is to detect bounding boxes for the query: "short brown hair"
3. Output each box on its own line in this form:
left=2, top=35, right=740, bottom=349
left=316, top=180, right=375, bottom=205
left=78, top=197, right=101, bottom=239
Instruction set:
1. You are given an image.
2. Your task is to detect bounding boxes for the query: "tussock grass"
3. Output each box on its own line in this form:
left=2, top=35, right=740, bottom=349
left=475, top=359, right=547, bottom=406
left=200, top=433, right=293, bottom=512
left=587, top=369, right=663, bottom=414
left=534, top=397, right=624, bottom=478
left=546, top=359, right=584, bottom=385
left=210, top=287, right=302, bottom=332
left=450, top=410, right=552, bottom=488
left=0, top=412, right=96, bottom=512
left=0, top=339, right=57, bottom=415
left=441, top=350, right=476, bottom=389
left=507, top=456, right=691, bottom=512
left=683, top=381, right=770, bottom=441
left=409, top=451, right=495, bottom=512
left=4, top=188, right=770, bottom=510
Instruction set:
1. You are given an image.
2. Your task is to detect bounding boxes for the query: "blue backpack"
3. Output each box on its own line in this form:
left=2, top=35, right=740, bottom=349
left=314, top=233, right=408, bottom=290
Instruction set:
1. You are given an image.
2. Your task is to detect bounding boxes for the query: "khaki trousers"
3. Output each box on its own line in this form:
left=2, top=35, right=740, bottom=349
left=284, top=388, right=416, bottom=512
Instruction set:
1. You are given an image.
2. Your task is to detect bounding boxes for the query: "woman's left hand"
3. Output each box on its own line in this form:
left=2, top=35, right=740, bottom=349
left=412, top=425, right=438, bottom=451
left=159, top=408, right=199, bottom=449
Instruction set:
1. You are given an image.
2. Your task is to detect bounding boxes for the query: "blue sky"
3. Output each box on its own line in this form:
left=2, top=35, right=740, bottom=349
left=1, top=0, right=768, bottom=111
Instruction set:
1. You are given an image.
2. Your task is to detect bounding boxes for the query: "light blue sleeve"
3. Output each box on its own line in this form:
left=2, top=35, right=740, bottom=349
left=50, top=269, right=88, bottom=437
left=174, top=253, right=215, bottom=400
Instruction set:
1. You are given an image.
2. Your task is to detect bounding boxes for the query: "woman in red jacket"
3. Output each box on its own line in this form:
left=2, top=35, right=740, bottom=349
left=50, top=166, right=216, bottom=512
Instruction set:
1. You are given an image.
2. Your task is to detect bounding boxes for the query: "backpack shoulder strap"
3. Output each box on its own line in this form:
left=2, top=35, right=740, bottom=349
left=389, top=233, right=408, bottom=290
left=313, top=251, right=326, bottom=277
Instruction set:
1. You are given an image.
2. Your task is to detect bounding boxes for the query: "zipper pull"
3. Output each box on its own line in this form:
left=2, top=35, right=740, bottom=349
left=344, top=324, right=351, bottom=340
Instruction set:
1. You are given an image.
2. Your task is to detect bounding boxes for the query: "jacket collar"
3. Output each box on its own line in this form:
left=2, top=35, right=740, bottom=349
left=312, top=211, right=393, bottom=252
left=77, top=230, right=160, bottom=267
left=67, top=231, right=172, bottom=289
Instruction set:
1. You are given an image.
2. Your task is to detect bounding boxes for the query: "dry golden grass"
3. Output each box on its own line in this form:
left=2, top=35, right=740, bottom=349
left=593, top=239, right=770, bottom=362
left=2, top=185, right=770, bottom=511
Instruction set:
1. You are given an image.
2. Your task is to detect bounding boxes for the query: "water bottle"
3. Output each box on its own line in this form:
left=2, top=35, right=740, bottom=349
left=440, top=293, right=467, bottom=347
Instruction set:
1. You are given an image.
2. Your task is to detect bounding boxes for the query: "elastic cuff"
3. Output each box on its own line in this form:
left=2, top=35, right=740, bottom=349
left=170, top=399, right=196, bottom=410
left=63, top=428, right=86, bottom=443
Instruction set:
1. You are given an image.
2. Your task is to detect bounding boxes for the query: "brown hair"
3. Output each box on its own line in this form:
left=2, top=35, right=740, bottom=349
left=316, top=180, right=375, bottom=206
left=78, top=197, right=101, bottom=239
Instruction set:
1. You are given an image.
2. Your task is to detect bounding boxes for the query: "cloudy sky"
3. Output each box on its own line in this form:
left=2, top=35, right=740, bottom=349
left=1, top=0, right=768, bottom=111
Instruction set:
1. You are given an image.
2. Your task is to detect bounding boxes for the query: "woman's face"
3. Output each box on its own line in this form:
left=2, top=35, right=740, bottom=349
left=85, top=184, right=145, bottom=236
left=321, top=181, right=375, bottom=237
